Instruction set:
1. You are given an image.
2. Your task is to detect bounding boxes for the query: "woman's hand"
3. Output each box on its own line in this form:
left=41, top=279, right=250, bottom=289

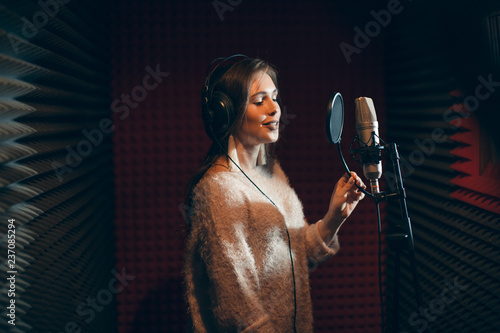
left=319, top=172, right=366, bottom=240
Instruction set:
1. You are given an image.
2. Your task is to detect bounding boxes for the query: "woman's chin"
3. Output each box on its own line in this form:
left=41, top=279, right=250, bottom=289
left=262, top=134, right=279, bottom=144
left=238, top=132, right=279, bottom=145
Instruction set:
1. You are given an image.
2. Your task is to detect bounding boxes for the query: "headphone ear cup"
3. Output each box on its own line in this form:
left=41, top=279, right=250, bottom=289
left=210, top=90, right=236, bottom=138
left=201, top=90, right=213, bottom=131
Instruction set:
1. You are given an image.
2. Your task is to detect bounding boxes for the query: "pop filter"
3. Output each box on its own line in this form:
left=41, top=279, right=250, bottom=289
left=325, top=92, right=344, bottom=144
left=325, top=92, right=348, bottom=173
left=325, top=92, right=373, bottom=198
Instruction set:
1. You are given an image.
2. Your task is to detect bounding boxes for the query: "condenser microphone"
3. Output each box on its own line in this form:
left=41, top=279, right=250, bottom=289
left=355, top=97, right=382, bottom=195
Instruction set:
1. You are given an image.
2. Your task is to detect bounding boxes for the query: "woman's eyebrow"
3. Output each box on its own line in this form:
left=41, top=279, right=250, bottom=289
left=250, top=89, right=278, bottom=98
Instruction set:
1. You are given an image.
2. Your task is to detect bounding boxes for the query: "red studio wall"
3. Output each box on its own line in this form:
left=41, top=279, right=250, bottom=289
left=110, top=0, right=386, bottom=331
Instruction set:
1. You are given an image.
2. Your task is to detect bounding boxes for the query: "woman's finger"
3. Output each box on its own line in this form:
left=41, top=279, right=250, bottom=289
left=351, top=172, right=365, bottom=187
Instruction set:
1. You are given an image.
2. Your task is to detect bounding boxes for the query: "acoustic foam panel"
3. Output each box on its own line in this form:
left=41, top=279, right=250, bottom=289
left=0, top=0, right=115, bottom=332
left=384, top=0, right=500, bottom=332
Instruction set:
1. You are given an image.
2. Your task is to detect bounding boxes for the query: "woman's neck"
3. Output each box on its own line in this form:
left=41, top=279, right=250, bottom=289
left=233, top=136, right=261, bottom=172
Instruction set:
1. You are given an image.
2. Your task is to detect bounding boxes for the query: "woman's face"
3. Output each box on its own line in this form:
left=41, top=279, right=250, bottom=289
left=236, top=71, right=280, bottom=146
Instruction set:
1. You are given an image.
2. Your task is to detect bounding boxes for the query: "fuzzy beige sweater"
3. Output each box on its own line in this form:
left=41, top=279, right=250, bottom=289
left=184, top=162, right=340, bottom=332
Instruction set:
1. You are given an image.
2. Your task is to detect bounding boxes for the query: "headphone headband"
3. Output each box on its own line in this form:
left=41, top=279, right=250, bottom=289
left=202, top=54, right=250, bottom=106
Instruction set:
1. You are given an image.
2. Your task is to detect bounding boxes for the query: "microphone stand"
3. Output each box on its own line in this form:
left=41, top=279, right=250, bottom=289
left=348, top=138, right=424, bottom=333
left=382, top=143, right=424, bottom=333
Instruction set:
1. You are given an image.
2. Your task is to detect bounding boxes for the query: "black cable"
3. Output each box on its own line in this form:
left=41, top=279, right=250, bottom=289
left=336, top=128, right=385, bottom=332
left=337, top=142, right=373, bottom=198
left=376, top=203, right=385, bottom=333
left=212, top=132, right=298, bottom=333
left=204, top=54, right=297, bottom=332
left=338, top=140, right=383, bottom=331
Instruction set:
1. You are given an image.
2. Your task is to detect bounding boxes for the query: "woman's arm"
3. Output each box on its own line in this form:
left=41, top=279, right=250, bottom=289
left=317, top=172, right=366, bottom=244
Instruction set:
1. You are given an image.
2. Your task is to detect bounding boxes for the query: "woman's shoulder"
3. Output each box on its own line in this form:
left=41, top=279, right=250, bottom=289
left=269, top=159, right=290, bottom=185
left=188, top=169, right=250, bottom=227
left=192, top=158, right=288, bottom=198
left=192, top=167, right=243, bottom=203
left=204, top=156, right=230, bottom=176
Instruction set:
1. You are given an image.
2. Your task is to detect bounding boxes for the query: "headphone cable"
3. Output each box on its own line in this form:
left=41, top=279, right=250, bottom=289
left=203, top=54, right=297, bottom=332
left=212, top=132, right=298, bottom=333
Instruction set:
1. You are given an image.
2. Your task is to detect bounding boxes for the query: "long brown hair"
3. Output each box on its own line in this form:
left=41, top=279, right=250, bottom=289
left=184, top=58, right=280, bottom=223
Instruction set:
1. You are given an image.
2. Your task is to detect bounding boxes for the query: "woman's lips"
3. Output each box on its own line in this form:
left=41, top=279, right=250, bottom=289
left=263, top=121, right=279, bottom=130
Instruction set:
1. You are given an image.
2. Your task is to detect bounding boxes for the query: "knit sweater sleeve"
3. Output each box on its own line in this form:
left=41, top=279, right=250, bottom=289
left=273, top=163, right=341, bottom=266
left=189, top=175, right=276, bottom=332
left=304, top=220, right=341, bottom=268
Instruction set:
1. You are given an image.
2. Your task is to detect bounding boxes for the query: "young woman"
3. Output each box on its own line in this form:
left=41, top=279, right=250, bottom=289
left=184, top=56, right=365, bottom=332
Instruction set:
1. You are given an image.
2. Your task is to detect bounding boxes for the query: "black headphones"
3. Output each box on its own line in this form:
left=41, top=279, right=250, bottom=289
left=201, top=54, right=250, bottom=141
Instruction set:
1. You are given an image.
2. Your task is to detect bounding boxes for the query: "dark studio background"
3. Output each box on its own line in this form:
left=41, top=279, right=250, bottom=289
left=0, top=0, right=499, bottom=333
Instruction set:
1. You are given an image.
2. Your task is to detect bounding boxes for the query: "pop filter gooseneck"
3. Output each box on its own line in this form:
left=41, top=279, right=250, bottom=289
left=325, top=92, right=372, bottom=198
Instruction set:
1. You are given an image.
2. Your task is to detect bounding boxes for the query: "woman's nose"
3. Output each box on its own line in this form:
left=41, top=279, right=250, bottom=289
left=268, top=101, right=279, bottom=115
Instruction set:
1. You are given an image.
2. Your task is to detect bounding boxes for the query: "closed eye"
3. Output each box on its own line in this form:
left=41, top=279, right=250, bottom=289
left=253, top=95, right=278, bottom=106
left=251, top=89, right=279, bottom=105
